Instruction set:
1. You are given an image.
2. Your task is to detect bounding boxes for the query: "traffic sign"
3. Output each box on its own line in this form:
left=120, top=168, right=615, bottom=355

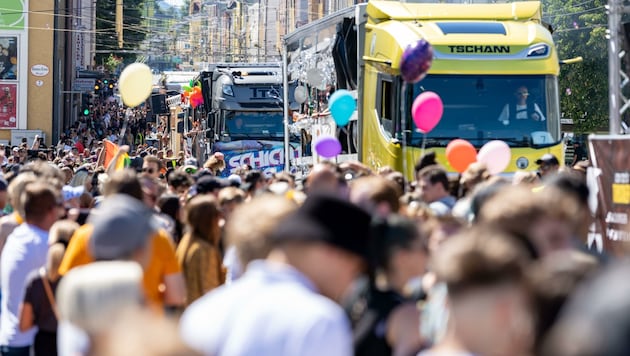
left=73, top=78, right=96, bottom=92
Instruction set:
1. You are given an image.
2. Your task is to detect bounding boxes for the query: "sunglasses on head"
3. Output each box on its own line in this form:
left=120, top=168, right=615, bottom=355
left=184, top=167, right=197, bottom=174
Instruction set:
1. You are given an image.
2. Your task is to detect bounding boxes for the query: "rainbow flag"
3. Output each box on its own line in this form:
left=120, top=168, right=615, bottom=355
left=103, top=140, right=131, bottom=171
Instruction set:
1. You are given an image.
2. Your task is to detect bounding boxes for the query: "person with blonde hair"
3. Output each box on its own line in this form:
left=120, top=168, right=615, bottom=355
left=202, top=152, right=226, bottom=176
left=48, top=220, right=80, bottom=247
left=176, top=195, right=224, bottom=305
left=56, top=261, right=146, bottom=356
left=222, top=194, right=297, bottom=283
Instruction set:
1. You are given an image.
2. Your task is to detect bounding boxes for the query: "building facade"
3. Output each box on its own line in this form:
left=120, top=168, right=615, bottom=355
left=187, top=0, right=357, bottom=66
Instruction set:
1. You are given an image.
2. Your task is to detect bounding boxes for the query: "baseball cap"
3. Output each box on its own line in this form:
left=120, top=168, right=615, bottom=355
left=195, top=176, right=229, bottom=194
left=270, top=194, right=373, bottom=261
left=535, top=153, right=559, bottom=166
left=88, top=194, right=159, bottom=260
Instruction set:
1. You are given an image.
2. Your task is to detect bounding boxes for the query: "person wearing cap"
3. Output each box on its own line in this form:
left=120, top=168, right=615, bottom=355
left=88, top=194, right=158, bottom=266
left=195, top=175, right=229, bottom=197
left=58, top=170, right=185, bottom=310
left=535, top=154, right=560, bottom=178
left=180, top=194, right=372, bottom=356
left=0, top=183, right=63, bottom=355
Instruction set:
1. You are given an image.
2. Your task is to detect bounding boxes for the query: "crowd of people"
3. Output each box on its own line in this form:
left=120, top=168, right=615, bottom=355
left=0, top=96, right=626, bottom=356
left=0, top=94, right=171, bottom=176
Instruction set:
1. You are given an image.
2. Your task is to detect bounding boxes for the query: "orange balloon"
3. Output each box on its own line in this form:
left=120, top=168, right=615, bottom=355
left=192, top=86, right=201, bottom=95
left=445, top=139, right=477, bottom=173
left=183, top=91, right=190, bottom=98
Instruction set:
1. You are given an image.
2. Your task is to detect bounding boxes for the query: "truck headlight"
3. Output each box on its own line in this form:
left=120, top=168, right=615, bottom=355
left=222, top=84, right=234, bottom=96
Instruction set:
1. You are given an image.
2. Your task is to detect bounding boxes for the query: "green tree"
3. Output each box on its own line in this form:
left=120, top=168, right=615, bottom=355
left=543, top=0, right=609, bottom=133
left=95, top=0, right=148, bottom=68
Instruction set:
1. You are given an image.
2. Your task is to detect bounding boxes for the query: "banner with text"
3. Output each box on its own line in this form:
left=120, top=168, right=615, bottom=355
left=588, top=135, right=630, bottom=256
left=214, top=140, right=299, bottom=177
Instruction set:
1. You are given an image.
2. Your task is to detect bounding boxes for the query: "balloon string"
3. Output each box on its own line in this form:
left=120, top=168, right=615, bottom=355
left=401, top=83, right=408, bottom=191
left=421, top=132, right=426, bottom=157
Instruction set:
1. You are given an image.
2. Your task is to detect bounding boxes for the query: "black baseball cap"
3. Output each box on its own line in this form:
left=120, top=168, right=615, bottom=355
left=271, top=194, right=372, bottom=262
left=535, top=154, right=559, bottom=166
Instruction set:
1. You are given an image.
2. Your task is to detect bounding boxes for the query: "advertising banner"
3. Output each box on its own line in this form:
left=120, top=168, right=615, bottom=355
left=587, top=135, right=630, bottom=256
left=0, top=37, right=18, bottom=80
left=0, top=82, right=17, bottom=128
left=214, top=140, right=300, bottom=177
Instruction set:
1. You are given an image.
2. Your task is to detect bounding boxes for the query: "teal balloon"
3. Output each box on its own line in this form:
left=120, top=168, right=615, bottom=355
left=329, top=90, right=355, bottom=126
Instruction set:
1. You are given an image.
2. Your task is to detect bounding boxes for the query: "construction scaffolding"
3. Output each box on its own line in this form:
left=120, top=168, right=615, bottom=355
left=608, top=0, right=629, bottom=134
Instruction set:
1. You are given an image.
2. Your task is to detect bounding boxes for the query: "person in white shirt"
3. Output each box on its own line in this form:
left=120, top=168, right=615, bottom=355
left=180, top=194, right=373, bottom=356
left=498, top=86, right=546, bottom=126
left=0, top=183, right=61, bottom=356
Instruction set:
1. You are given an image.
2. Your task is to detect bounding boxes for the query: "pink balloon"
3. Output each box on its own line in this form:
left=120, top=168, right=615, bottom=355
left=412, top=91, right=443, bottom=133
left=314, top=136, right=342, bottom=158
left=477, top=140, right=511, bottom=174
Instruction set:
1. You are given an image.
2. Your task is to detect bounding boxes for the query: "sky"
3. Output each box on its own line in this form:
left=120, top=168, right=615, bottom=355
left=162, top=0, right=185, bottom=6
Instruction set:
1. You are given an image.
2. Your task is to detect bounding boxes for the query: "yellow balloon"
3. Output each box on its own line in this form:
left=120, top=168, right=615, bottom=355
left=118, top=63, right=153, bottom=107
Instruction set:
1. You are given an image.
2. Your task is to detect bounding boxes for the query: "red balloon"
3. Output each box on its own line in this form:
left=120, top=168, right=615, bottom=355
left=445, top=139, right=477, bottom=173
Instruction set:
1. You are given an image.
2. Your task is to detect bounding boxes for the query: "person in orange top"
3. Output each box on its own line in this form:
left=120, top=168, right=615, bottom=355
left=58, top=170, right=185, bottom=310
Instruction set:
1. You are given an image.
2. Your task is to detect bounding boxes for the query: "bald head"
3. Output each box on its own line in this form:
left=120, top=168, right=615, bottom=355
left=305, top=163, right=339, bottom=195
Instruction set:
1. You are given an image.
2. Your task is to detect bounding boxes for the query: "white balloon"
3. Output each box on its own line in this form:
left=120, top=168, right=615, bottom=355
left=294, top=86, right=308, bottom=104
left=306, top=68, right=325, bottom=88
left=477, top=140, right=511, bottom=175
left=118, top=63, right=153, bottom=107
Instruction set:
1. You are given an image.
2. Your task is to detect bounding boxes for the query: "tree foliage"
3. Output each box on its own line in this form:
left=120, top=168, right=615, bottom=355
left=95, top=0, right=147, bottom=68
left=543, top=0, right=609, bottom=133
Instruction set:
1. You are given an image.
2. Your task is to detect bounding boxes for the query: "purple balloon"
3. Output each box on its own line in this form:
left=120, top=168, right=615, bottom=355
left=314, top=136, right=342, bottom=158
left=400, top=39, right=433, bottom=83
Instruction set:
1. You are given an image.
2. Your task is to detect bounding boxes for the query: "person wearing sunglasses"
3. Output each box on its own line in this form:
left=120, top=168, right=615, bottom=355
left=498, top=85, right=546, bottom=126
left=141, top=155, right=162, bottom=180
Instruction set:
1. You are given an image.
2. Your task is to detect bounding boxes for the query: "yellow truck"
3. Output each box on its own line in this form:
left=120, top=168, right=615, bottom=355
left=283, top=0, right=563, bottom=178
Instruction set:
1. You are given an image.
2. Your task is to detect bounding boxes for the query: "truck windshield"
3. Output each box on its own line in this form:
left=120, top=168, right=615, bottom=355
left=225, top=111, right=285, bottom=139
left=408, top=74, right=561, bottom=148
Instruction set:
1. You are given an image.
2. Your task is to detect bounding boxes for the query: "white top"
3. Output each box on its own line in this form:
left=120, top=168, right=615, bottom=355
left=498, top=103, right=546, bottom=125
left=180, top=260, right=353, bottom=356
left=0, top=223, right=49, bottom=347
left=222, top=245, right=243, bottom=285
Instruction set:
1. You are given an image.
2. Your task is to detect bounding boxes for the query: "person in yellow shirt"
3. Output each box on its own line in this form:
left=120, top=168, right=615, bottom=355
left=58, top=170, right=185, bottom=310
